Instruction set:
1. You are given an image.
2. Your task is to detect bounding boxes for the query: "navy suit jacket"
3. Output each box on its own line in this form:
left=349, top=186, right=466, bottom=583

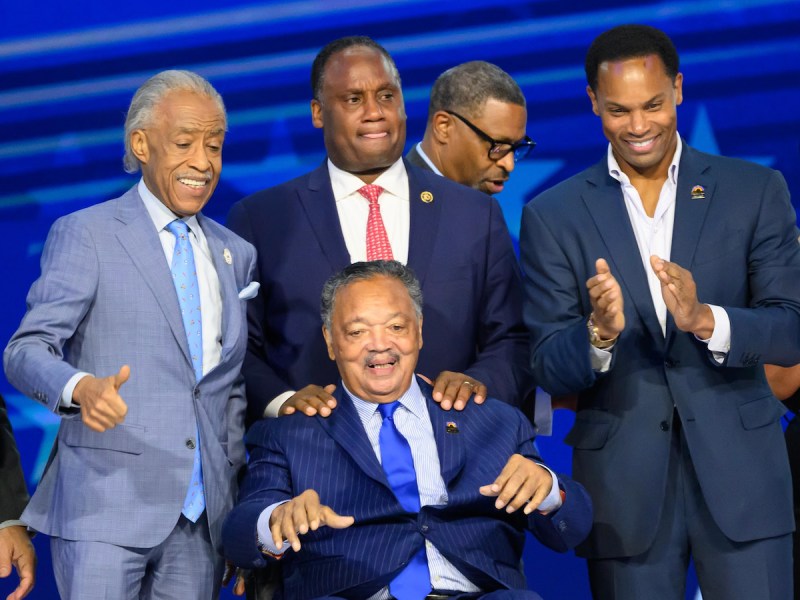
left=222, top=378, right=592, bottom=599
left=0, top=394, right=28, bottom=523
left=520, top=143, right=800, bottom=559
left=227, top=160, right=530, bottom=424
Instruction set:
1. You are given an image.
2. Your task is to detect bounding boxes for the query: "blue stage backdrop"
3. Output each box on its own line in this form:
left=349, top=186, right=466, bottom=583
left=2, top=1, right=799, bottom=598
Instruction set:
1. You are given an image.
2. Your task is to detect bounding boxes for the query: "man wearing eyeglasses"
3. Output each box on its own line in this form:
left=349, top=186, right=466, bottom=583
left=228, top=38, right=531, bottom=426
left=406, top=61, right=534, bottom=196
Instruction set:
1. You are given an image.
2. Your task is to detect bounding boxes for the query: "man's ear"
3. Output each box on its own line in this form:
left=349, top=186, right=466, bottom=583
left=430, top=111, right=453, bottom=143
left=322, top=325, right=336, bottom=361
left=130, top=130, right=149, bottom=165
left=311, top=99, right=324, bottom=130
left=586, top=85, right=600, bottom=117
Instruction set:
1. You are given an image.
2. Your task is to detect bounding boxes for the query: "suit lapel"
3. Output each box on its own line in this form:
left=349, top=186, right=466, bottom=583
left=421, top=380, right=467, bottom=487
left=198, top=215, right=241, bottom=359
left=297, top=162, right=351, bottom=272
left=666, top=144, right=714, bottom=344
left=114, top=188, right=193, bottom=369
left=405, top=160, right=442, bottom=287
left=317, top=387, right=389, bottom=488
left=582, top=161, right=664, bottom=346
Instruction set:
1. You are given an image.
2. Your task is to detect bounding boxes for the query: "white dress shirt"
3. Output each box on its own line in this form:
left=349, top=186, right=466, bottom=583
left=60, top=179, right=223, bottom=405
left=257, top=378, right=562, bottom=597
left=264, top=158, right=411, bottom=417
left=591, top=137, right=731, bottom=372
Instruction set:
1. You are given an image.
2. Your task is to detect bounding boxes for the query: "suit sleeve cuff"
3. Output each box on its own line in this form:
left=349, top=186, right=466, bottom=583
left=264, top=392, right=295, bottom=419
left=256, top=502, right=291, bottom=556
left=61, top=372, right=92, bottom=408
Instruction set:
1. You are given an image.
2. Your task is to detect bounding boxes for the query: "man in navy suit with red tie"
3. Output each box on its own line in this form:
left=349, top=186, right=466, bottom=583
left=222, top=261, right=592, bottom=599
left=227, top=36, right=530, bottom=424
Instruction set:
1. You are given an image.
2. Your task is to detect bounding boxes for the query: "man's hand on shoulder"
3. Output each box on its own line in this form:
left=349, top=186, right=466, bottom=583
left=0, top=525, right=36, bottom=600
left=72, top=365, right=130, bottom=432
left=279, top=385, right=337, bottom=417
left=479, top=454, right=553, bottom=515
left=269, top=490, right=353, bottom=552
left=422, top=371, right=486, bottom=410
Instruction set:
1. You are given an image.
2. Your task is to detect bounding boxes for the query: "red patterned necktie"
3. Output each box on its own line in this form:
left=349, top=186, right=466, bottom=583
left=358, top=184, right=394, bottom=261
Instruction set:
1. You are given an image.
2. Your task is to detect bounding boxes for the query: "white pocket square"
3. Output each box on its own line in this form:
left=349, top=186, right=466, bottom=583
left=238, top=281, right=260, bottom=300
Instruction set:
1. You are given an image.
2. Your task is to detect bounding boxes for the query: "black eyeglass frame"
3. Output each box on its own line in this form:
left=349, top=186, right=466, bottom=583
left=445, top=110, right=536, bottom=161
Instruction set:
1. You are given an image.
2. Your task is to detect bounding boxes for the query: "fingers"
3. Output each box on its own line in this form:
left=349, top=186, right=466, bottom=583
left=221, top=560, right=235, bottom=586
left=319, top=507, right=355, bottom=530
left=479, top=455, right=552, bottom=514
left=0, top=528, right=35, bottom=600
left=431, top=372, right=486, bottom=410
left=281, top=385, right=337, bottom=417
left=233, top=570, right=247, bottom=597
left=416, top=373, right=433, bottom=385
left=595, top=257, right=610, bottom=275
left=268, top=491, right=353, bottom=554
left=113, top=365, right=130, bottom=390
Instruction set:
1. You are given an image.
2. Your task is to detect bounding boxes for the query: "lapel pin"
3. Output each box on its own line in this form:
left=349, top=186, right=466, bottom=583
left=223, top=248, right=232, bottom=265
left=690, top=185, right=705, bottom=200
left=445, top=421, right=459, bottom=434
left=420, top=191, right=433, bottom=203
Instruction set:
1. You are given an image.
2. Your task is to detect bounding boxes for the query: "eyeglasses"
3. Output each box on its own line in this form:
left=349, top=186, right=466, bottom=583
left=445, top=110, right=535, bottom=162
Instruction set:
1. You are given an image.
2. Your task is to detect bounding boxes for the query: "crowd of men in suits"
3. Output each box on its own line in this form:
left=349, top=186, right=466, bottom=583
left=3, top=22, right=800, bottom=600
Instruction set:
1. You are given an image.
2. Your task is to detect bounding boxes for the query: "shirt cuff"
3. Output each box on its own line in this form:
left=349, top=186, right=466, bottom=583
left=0, top=520, right=26, bottom=531
left=264, top=391, right=295, bottom=419
left=61, top=372, right=92, bottom=408
left=697, top=304, right=730, bottom=364
left=534, top=464, right=562, bottom=513
left=256, top=501, right=291, bottom=556
left=590, top=344, right=614, bottom=372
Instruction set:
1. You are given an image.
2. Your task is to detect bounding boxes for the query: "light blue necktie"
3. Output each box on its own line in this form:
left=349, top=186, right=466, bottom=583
left=167, top=219, right=205, bottom=522
left=378, top=401, right=431, bottom=599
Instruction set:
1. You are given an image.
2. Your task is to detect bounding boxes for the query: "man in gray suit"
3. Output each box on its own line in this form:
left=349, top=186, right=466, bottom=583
left=0, top=393, right=35, bottom=600
left=4, top=70, right=257, bottom=599
left=405, top=60, right=534, bottom=196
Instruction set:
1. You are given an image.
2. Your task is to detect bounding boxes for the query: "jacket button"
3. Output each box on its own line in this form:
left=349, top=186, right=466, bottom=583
left=420, top=525, right=429, bottom=533
left=185, top=438, right=196, bottom=450
left=660, top=421, right=670, bottom=431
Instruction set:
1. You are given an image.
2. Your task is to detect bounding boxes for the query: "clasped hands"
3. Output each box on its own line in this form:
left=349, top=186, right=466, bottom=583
left=268, top=454, right=552, bottom=553
left=586, top=256, right=714, bottom=340
left=279, top=371, right=486, bottom=417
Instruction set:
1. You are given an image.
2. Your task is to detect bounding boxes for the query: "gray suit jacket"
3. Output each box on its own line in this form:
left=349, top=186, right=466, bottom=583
left=404, top=143, right=429, bottom=171
left=4, top=186, right=256, bottom=552
left=0, top=393, right=29, bottom=523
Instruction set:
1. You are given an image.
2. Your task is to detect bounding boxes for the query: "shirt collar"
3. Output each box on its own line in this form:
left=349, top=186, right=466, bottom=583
left=346, top=377, right=428, bottom=426
left=137, top=178, right=201, bottom=236
left=328, top=157, right=408, bottom=203
left=414, top=143, right=443, bottom=176
left=606, top=135, right=683, bottom=186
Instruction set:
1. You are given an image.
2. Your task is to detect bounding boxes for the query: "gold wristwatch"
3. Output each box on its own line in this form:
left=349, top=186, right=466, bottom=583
left=587, top=313, right=618, bottom=349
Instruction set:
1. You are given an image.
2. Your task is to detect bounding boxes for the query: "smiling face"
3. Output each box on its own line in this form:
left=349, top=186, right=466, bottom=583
left=323, top=275, right=422, bottom=404
left=439, top=98, right=527, bottom=195
left=130, top=89, right=225, bottom=217
left=311, top=46, right=406, bottom=184
left=587, top=54, right=682, bottom=180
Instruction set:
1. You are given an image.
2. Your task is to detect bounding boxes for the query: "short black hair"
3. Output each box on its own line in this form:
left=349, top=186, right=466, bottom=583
left=311, top=35, right=400, bottom=100
left=585, top=24, right=679, bottom=91
left=428, top=60, right=525, bottom=121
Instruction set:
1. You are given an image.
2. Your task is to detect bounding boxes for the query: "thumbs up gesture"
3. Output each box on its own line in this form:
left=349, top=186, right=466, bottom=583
left=72, top=365, right=130, bottom=432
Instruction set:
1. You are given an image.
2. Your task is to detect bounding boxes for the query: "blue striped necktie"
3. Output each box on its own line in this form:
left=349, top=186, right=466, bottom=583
left=166, top=219, right=205, bottom=522
left=378, top=401, right=430, bottom=599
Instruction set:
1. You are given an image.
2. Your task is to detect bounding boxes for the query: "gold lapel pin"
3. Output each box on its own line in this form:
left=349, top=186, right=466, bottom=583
left=420, top=191, right=433, bottom=203
left=223, top=248, right=232, bottom=265
left=445, top=421, right=459, bottom=434
left=690, top=185, right=705, bottom=200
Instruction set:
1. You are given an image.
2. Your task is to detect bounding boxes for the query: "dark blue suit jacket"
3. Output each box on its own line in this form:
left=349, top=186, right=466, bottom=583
left=520, top=143, right=800, bottom=559
left=227, top=160, right=530, bottom=423
left=222, top=379, right=592, bottom=599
